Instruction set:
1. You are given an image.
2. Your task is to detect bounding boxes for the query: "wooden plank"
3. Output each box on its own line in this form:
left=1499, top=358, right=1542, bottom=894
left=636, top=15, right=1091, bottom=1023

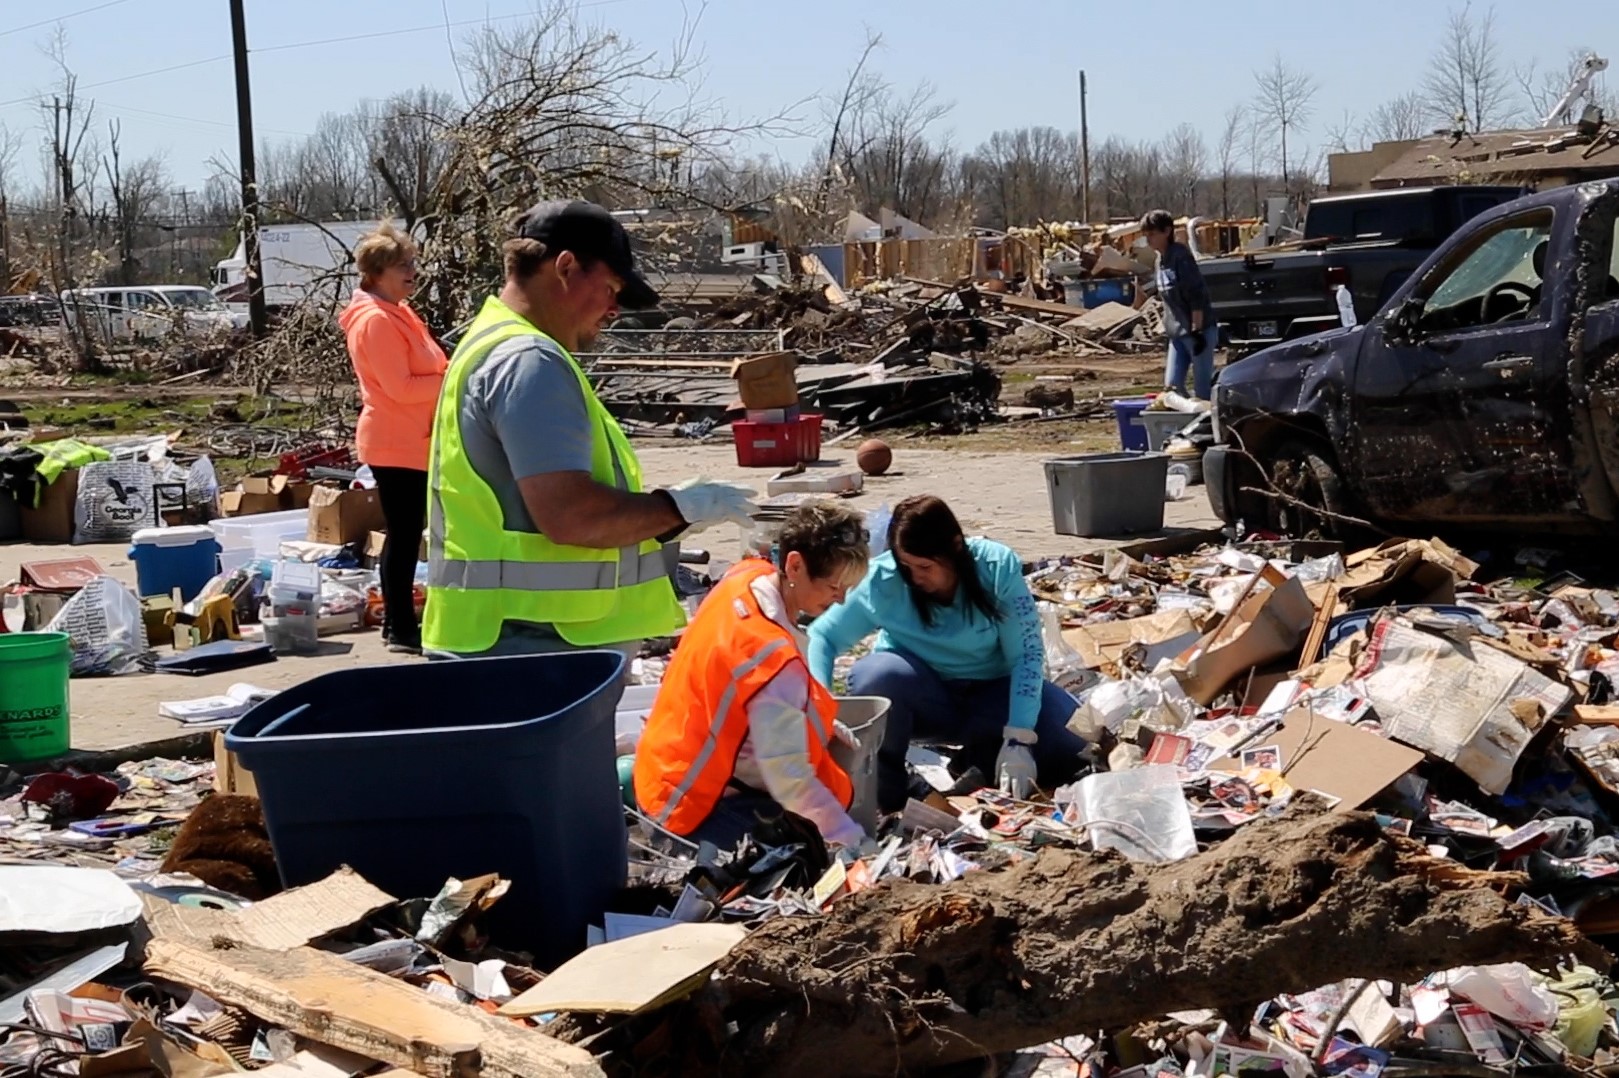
left=144, top=938, right=603, bottom=1078
left=1574, top=704, right=1619, bottom=726
left=1297, top=584, right=1341, bottom=670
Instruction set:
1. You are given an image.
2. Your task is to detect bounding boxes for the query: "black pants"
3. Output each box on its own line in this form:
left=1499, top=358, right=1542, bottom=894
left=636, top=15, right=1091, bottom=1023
left=370, top=466, right=427, bottom=645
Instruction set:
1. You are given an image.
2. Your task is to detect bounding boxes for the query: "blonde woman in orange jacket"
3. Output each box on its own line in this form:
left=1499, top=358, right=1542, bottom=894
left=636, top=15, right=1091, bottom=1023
left=339, top=223, right=447, bottom=653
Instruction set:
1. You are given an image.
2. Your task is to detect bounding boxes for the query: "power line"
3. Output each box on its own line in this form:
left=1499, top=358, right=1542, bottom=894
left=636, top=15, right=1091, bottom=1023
left=0, top=1, right=631, bottom=117
left=0, top=56, right=231, bottom=111
left=0, top=0, right=134, bottom=39
left=103, top=102, right=310, bottom=139
left=250, top=4, right=625, bottom=56
left=0, top=3, right=627, bottom=109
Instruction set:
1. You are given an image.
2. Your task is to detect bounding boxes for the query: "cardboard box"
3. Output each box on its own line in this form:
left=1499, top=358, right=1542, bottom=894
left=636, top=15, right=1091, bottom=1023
left=306, top=484, right=386, bottom=546
left=221, top=474, right=289, bottom=517
left=730, top=352, right=799, bottom=410
left=1170, top=566, right=1316, bottom=705
left=365, top=529, right=429, bottom=567
left=220, top=473, right=317, bottom=517
left=19, top=469, right=80, bottom=543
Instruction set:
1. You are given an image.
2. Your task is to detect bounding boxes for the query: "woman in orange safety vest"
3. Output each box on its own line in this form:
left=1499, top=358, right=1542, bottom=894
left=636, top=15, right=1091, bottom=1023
left=634, top=501, right=873, bottom=850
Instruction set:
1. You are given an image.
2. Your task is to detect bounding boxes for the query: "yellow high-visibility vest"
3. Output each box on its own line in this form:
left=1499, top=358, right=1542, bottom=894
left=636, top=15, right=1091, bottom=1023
left=422, top=296, right=685, bottom=653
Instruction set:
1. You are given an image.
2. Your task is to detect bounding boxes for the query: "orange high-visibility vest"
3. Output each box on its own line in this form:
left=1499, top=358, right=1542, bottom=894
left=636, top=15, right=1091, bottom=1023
left=634, top=559, right=851, bottom=836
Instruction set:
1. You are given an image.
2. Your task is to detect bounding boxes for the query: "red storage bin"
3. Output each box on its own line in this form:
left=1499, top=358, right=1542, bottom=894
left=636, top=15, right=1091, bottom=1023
left=732, top=414, right=823, bottom=467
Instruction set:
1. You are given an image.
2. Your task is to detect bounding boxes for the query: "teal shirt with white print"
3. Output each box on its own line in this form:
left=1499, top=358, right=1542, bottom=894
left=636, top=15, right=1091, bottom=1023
left=806, top=537, right=1045, bottom=730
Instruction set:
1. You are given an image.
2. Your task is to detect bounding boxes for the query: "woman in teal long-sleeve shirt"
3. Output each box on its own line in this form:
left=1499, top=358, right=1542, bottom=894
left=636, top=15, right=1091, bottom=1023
left=806, top=495, right=1088, bottom=812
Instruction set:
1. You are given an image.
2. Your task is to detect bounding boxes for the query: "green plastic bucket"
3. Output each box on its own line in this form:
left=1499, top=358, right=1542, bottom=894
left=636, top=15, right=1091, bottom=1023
left=0, top=631, right=71, bottom=763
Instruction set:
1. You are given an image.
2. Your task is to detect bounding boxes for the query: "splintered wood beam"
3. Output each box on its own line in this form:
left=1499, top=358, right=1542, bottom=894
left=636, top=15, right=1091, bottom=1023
left=144, top=938, right=603, bottom=1078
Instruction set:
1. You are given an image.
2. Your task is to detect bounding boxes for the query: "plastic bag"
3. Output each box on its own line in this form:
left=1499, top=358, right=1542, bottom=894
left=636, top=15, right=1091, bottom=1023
left=1447, top=963, right=1558, bottom=1031
left=73, top=460, right=159, bottom=543
left=1039, top=601, right=1092, bottom=693
left=1057, top=765, right=1197, bottom=862
left=865, top=504, right=892, bottom=558
left=1070, top=672, right=1195, bottom=740
left=46, top=576, right=152, bottom=676
left=1549, top=965, right=1610, bottom=1057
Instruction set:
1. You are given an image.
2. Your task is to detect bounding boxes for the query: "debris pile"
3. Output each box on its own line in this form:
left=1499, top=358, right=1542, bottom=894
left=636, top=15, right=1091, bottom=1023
left=588, top=275, right=1169, bottom=438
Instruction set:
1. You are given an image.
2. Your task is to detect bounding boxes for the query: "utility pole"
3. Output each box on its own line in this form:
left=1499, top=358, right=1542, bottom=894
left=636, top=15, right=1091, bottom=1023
left=1079, top=70, right=1092, bottom=224
left=230, top=0, right=268, bottom=338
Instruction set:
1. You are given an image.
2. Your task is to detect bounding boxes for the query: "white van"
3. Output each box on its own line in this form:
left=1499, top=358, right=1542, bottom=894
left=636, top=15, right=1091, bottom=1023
left=60, top=285, right=250, bottom=343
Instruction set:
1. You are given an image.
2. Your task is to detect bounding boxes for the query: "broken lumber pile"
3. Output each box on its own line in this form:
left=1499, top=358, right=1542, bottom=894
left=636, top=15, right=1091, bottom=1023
left=687, top=807, right=1598, bottom=1077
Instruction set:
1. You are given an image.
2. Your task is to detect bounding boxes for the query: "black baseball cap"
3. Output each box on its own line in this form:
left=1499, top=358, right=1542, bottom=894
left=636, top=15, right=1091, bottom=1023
left=512, top=200, right=660, bottom=310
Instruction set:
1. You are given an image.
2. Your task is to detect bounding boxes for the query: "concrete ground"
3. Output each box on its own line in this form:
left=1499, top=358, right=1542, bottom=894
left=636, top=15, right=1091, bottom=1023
left=3, top=441, right=1219, bottom=754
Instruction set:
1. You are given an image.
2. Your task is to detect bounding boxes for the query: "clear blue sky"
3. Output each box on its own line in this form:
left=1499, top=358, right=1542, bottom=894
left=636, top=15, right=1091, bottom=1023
left=0, top=0, right=1601, bottom=192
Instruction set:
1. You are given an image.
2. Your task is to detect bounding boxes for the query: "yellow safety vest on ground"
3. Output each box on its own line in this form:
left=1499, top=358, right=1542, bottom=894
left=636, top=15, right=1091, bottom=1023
left=422, top=296, right=685, bottom=653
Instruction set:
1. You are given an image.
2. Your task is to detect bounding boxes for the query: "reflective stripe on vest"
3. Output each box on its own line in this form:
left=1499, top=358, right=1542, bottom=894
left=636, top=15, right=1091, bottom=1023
left=654, top=637, right=789, bottom=826
left=431, top=546, right=670, bottom=591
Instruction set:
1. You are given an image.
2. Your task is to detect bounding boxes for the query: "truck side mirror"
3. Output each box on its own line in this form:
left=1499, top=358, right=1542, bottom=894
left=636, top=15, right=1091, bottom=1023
left=1386, top=297, right=1426, bottom=345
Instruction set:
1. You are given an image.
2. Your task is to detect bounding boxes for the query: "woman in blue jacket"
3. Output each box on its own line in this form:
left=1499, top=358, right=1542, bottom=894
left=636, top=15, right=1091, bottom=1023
left=807, top=495, right=1087, bottom=812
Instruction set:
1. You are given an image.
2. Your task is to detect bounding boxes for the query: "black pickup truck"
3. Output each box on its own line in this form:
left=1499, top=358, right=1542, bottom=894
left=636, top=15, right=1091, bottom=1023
left=1203, top=185, right=1526, bottom=355
left=1204, top=179, right=1619, bottom=538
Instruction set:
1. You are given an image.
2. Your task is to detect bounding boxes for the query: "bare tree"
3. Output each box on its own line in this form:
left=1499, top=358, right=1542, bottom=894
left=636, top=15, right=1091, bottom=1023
left=1243, top=110, right=1270, bottom=216
left=102, top=120, right=169, bottom=285
left=960, top=126, right=1079, bottom=228
left=817, top=32, right=882, bottom=218
left=1365, top=92, right=1430, bottom=142
left=1516, top=48, right=1618, bottom=127
left=1160, top=123, right=1206, bottom=211
left=1322, top=109, right=1362, bottom=154
left=1422, top=2, right=1510, bottom=131
left=37, top=28, right=102, bottom=369
left=369, top=86, right=460, bottom=228
left=1216, top=105, right=1244, bottom=219
left=1252, top=54, right=1318, bottom=195
left=834, top=79, right=956, bottom=225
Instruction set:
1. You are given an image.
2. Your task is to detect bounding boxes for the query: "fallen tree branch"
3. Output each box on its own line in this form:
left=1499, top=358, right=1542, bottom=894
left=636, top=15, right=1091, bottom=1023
left=696, top=807, right=1602, bottom=1077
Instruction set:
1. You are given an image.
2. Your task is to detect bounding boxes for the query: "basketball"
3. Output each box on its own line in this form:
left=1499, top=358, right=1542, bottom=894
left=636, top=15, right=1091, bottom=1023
left=856, top=439, right=893, bottom=476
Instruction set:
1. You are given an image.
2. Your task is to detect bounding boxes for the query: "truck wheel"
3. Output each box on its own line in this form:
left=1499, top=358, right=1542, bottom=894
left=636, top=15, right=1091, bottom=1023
left=1267, top=442, right=1352, bottom=540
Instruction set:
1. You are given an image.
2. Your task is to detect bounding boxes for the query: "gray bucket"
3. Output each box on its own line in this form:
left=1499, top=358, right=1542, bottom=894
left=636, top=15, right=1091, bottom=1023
left=828, top=696, right=890, bottom=832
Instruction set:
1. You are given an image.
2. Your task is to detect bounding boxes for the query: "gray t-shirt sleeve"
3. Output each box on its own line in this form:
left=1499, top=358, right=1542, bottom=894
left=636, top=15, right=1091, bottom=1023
left=474, top=337, right=593, bottom=479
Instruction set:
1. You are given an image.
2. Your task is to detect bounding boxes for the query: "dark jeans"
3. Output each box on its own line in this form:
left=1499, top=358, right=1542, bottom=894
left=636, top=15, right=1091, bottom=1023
left=684, top=791, right=781, bottom=850
left=370, top=465, right=427, bottom=645
left=848, top=649, right=1089, bottom=813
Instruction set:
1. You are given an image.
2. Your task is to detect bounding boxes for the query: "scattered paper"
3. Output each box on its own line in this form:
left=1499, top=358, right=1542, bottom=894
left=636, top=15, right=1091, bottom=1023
left=158, top=683, right=278, bottom=725
left=1354, top=617, right=1569, bottom=794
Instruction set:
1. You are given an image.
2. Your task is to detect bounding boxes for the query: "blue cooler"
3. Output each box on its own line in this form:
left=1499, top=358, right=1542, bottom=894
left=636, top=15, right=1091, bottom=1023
left=128, top=526, right=221, bottom=602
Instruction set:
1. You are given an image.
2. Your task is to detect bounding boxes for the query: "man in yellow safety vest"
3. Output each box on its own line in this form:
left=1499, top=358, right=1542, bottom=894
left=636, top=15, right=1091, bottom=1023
left=424, top=200, right=758, bottom=660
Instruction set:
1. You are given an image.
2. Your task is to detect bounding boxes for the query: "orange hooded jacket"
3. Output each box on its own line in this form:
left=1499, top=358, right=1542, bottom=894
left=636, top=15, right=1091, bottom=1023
left=339, top=290, right=448, bottom=471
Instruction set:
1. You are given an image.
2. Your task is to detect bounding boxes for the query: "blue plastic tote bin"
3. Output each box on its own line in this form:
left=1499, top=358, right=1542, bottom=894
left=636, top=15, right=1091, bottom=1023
left=1112, top=397, right=1153, bottom=451
left=226, top=650, right=629, bottom=970
left=129, top=525, right=221, bottom=602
